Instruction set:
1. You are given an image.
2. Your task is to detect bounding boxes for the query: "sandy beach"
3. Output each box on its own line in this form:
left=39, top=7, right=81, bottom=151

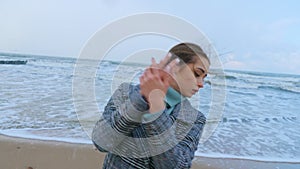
left=0, top=134, right=104, bottom=169
left=0, top=134, right=299, bottom=169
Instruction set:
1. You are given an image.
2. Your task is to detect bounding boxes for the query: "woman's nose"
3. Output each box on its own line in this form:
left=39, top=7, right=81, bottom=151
left=197, top=78, right=204, bottom=88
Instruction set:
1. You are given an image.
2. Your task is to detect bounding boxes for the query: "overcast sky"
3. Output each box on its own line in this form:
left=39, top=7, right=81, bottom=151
left=1, top=0, right=299, bottom=74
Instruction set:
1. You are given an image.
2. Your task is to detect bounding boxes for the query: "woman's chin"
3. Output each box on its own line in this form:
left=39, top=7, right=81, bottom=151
left=183, top=92, right=193, bottom=98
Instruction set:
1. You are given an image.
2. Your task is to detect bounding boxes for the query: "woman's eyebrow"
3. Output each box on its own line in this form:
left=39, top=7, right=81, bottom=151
left=196, top=67, right=206, bottom=74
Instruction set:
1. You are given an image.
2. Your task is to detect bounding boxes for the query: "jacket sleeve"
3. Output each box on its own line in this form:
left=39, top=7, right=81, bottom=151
left=144, top=107, right=206, bottom=169
left=92, top=83, right=149, bottom=152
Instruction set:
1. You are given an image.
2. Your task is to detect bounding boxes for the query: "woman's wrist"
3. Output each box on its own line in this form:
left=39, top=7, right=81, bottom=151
left=148, top=89, right=166, bottom=113
left=149, top=99, right=165, bottom=113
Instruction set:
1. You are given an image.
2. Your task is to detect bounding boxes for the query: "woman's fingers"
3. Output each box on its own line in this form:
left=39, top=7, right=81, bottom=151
left=145, top=57, right=158, bottom=75
left=164, top=58, right=180, bottom=75
left=150, top=52, right=172, bottom=72
left=150, top=57, right=159, bottom=75
left=158, top=52, right=172, bottom=69
left=141, top=54, right=179, bottom=86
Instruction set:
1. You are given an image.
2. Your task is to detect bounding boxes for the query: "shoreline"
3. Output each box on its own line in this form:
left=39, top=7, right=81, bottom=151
left=3, top=132, right=299, bottom=164
left=1, top=134, right=299, bottom=169
left=195, top=153, right=300, bottom=164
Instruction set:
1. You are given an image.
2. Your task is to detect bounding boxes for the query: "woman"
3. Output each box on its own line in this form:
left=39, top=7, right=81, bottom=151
left=92, top=42, right=210, bottom=169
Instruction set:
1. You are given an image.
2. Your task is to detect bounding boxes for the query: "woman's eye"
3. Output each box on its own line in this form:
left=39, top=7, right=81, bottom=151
left=194, top=72, right=200, bottom=77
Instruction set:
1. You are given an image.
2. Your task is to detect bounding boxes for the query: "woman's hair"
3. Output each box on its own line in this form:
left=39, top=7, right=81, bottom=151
left=167, top=42, right=210, bottom=66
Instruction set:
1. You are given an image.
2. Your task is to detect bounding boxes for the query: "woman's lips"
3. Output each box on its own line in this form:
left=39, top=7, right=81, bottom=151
left=192, top=89, right=198, bottom=94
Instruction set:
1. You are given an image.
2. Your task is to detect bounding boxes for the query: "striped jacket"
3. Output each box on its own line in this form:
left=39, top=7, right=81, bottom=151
left=92, top=83, right=206, bottom=169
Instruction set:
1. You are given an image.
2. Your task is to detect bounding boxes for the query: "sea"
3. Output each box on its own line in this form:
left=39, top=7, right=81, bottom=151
left=1, top=53, right=299, bottom=163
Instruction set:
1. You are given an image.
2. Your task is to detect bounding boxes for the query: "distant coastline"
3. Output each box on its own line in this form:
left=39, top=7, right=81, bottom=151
left=1, top=51, right=299, bottom=76
left=0, top=51, right=74, bottom=61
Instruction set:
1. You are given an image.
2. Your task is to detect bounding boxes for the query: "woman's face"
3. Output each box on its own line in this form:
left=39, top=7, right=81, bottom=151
left=171, top=57, right=210, bottom=97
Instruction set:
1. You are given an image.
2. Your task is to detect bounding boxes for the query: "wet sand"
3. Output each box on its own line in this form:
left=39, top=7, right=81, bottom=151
left=0, top=134, right=299, bottom=169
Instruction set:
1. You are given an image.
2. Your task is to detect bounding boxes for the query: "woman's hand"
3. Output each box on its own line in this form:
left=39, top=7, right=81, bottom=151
left=140, top=53, right=179, bottom=113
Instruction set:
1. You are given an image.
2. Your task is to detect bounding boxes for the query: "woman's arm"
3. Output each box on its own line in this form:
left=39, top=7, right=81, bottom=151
left=92, top=83, right=149, bottom=152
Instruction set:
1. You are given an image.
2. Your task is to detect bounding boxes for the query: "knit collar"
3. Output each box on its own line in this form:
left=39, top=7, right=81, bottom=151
left=165, top=87, right=185, bottom=107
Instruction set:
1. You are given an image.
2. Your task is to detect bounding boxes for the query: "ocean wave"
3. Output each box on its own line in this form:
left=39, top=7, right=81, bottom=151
left=220, top=116, right=297, bottom=124
left=224, top=75, right=237, bottom=80
left=195, top=152, right=300, bottom=163
left=258, top=85, right=300, bottom=94
left=212, top=80, right=300, bottom=94
left=209, top=74, right=237, bottom=80
left=294, top=81, right=300, bottom=87
left=229, top=90, right=257, bottom=96
left=0, top=130, right=92, bottom=145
